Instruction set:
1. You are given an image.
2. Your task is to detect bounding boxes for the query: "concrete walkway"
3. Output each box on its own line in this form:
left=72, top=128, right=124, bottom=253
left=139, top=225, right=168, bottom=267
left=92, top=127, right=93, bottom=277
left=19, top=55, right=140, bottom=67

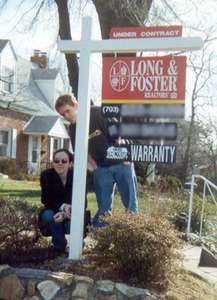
left=182, top=245, right=217, bottom=286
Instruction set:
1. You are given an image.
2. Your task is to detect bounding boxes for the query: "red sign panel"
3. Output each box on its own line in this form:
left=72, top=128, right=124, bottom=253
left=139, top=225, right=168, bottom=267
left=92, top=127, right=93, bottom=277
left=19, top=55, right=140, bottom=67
left=102, top=56, right=186, bottom=104
left=110, top=25, right=182, bottom=39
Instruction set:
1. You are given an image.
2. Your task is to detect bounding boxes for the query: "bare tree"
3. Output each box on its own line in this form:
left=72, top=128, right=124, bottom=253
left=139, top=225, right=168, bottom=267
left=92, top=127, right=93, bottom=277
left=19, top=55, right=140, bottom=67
left=146, top=0, right=217, bottom=183
left=54, top=0, right=79, bottom=97
left=93, top=0, right=152, bottom=38
left=180, top=36, right=217, bottom=183
left=0, top=0, right=153, bottom=96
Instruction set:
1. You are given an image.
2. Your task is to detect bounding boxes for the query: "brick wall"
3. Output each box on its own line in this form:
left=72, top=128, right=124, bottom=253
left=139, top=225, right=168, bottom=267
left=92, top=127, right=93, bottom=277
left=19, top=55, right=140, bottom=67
left=0, top=107, right=31, bottom=166
left=0, top=107, right=70, bottom=173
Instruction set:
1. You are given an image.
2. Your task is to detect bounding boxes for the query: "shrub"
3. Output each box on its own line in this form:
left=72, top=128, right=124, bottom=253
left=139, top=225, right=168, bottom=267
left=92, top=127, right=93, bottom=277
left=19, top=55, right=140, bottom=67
left=0, top=159, right=18, bottom=175
left=11, top=172, right=39, bottom=181
left=90, top=212, right=182, bottom=290
left=0, top=159, right=30, bottom=179
left=0, top=197, right=48, bottom=261
left=170, top=193, right=217, bottom=234
left=157, top=176, right=182, bottom=194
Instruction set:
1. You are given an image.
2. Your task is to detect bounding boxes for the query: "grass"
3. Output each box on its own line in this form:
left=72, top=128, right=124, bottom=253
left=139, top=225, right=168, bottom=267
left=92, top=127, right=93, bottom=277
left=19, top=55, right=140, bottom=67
left=1, top=178, right=217, bottom=299
left=0, top=178, right=182, bottom=217
left=0, top=178, right=151, bottom=214
left=0, top=178, right=41, bottom=205
left=0, top=178, right=126, bottom=213
left=164, top=269, right=217, bottom=300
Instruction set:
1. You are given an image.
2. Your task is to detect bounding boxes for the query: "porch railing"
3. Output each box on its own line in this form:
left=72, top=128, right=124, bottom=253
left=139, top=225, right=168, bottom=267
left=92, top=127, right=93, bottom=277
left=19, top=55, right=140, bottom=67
left=187, top=174, right=217, bottom=239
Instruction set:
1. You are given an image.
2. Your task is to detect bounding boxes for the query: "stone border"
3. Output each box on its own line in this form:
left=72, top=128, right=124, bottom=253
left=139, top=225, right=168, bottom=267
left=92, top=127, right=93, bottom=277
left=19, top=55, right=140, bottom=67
left=0, top=265, right=158, bottom=300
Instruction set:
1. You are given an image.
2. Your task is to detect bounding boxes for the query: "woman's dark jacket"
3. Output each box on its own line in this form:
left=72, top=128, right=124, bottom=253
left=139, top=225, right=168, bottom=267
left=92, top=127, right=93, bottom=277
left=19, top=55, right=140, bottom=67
left=40, top=168, right=73, bottom=212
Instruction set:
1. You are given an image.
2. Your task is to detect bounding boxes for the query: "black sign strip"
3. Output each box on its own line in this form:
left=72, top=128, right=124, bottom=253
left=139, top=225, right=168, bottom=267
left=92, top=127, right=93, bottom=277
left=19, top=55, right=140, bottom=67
left=108, top=122, right=177, bottom=140
left=106, top=144, right=176, bottom=164
left=102, top=104, right=184, bottom=119
left=120, top=104, right=184, bottom=118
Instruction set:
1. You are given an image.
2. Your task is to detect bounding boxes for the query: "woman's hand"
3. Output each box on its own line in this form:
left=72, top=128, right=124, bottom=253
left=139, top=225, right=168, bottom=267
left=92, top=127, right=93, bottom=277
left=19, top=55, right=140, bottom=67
left=63, top=204, right=71, bottom=218
left=53, top=212, right=65, bottom=223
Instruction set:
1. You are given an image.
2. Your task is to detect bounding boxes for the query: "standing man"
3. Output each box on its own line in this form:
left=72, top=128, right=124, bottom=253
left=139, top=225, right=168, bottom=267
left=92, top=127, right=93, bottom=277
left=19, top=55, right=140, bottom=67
left=55, top=93, right=138, bottom=227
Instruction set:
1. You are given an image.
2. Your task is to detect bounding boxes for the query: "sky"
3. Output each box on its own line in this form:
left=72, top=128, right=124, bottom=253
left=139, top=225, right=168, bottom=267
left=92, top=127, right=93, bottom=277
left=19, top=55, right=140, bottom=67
left=0, top=0, right=217, bottom=123
left=0, top=0, right=102, bottom=102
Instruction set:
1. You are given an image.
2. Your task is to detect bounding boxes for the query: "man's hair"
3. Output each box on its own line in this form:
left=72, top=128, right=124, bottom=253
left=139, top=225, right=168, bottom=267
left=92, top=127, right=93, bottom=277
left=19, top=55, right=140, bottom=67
left=55, top=93, right=77, bottom=111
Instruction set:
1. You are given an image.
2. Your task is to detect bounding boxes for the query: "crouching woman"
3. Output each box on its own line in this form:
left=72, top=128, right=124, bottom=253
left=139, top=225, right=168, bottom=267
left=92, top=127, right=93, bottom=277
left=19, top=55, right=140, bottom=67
left=39, top=148, right=73, bottom=254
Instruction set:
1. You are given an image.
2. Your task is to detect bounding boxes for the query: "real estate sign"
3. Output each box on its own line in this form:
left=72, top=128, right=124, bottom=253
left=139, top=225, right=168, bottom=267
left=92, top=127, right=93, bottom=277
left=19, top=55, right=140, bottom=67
left=102, top=55, right=186, bottom=104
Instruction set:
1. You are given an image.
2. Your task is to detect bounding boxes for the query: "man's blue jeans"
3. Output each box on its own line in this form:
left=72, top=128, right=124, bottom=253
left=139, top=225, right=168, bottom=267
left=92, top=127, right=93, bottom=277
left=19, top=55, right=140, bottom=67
left=92, top=162, right=138, bottom=227
left=40, top=209, right=70, bottom=251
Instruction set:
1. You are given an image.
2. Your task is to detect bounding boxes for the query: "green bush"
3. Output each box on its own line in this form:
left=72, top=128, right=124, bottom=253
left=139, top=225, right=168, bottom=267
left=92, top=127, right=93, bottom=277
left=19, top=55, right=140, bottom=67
left=11, top=172, right=39, bottom=181
left=0, top=159, right=40, bottom=181
left=0, top=158, right=30, bottom=180
left=90, top=212, right=182, bottom=290
left=171, top=193, right=217, bottom=234
left=0, top=198, right=47, bottom=256
left=0, top=159, right=18, bottom=175
left=157, top=176, right=182, bottom=194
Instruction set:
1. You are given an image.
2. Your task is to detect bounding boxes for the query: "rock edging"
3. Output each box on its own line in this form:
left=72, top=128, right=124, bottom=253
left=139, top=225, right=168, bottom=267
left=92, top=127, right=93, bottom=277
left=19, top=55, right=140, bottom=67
left=0, top=265, right=158, bottom=300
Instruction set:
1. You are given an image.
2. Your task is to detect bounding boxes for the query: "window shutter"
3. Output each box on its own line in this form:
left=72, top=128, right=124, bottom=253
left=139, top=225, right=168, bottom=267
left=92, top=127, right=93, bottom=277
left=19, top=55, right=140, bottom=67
left=10, top=128, right=17, bottom=159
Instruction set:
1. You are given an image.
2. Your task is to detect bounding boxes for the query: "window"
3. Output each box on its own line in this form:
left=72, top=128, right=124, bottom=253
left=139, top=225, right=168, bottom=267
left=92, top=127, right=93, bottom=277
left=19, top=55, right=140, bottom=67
left=32, top=136, right=39, bottom=163
left=53, top=138, right=62, bottom=152
left=0, top=130, right=9, bottom=157
left=1, top=66, right=15, bottom=93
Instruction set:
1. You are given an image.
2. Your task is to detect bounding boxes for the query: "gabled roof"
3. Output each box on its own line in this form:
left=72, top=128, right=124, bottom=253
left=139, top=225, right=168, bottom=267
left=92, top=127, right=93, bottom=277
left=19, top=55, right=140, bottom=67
left=0, top=39, right=17, bottom=59
left=0, top=56, right=56, bottom=115
left=0, top=39, right=9, bottom=52
left=23, top=115, right=59, bottom=133
left=23, top=115, right=69, bottom=138
left=31, top=68, right=59, bottom=80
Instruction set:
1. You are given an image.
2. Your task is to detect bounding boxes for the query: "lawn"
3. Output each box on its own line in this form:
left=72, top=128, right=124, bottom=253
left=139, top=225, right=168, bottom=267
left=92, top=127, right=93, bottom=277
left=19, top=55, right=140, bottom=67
left=1, top=178, right=217, bottom=299
left=0, top=178, right=146, bottom=215
left=0, top=178, right=181, bottom=221
left=0, top=178, right=41, bottom=205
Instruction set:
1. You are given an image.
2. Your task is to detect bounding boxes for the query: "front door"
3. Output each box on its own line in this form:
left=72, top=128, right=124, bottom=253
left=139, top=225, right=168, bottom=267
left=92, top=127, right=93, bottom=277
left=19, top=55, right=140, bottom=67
left=28, top=136, right=41, bottom=174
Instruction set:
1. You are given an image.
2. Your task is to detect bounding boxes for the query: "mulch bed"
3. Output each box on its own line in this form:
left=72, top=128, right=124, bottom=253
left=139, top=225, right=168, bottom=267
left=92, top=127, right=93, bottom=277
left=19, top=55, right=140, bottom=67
left=0, top=247, right=57, bottom=265
left=0, top=247, right=132, bottom=286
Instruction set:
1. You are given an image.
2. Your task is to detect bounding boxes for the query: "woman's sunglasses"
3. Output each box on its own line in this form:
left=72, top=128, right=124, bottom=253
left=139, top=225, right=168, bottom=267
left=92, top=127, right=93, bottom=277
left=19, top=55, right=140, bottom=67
left=54, top=159, right=69, bottom=164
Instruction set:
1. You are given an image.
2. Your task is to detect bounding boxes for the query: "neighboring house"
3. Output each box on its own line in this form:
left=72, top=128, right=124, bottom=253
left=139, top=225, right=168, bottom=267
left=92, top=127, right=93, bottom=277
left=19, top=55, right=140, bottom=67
left=0, top=40, right=70, bottom=174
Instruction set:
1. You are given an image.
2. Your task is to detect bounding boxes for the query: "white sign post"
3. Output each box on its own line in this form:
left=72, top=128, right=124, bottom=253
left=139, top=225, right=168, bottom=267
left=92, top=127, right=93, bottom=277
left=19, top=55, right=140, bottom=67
left=58, top=16, right=203, bottom=260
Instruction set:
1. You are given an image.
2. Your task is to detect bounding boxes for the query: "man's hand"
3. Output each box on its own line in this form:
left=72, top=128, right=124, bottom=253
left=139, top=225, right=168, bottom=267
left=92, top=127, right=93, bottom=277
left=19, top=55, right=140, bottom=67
left=88, top=154, right=97, bottom=171
left=115, top=137, right=126, bottom=145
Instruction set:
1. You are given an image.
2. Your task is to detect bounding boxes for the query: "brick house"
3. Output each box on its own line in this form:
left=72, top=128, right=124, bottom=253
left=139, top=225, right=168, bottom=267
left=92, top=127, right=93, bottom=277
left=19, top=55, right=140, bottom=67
left=0, top=40, right=70, bottom=174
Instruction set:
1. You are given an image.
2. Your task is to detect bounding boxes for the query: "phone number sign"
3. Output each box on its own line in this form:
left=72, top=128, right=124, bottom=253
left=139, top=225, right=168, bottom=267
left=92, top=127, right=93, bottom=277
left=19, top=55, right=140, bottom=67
left=102, top=56, right=186, bottom=104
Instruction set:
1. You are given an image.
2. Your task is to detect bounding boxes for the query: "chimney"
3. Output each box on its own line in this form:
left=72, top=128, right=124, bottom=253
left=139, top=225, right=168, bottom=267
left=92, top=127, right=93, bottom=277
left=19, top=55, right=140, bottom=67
left=30, top=50, right=48, bottom=69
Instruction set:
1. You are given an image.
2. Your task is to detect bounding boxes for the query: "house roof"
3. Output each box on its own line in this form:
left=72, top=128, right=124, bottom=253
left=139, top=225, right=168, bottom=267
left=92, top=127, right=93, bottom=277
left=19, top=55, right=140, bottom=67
left=0, top=39, right=17, bottom=59
left=0, top=39, right=9, bottom=52
left=32, top=68, right=59, bottom=80
left=23, top=115, right=59, bottom=133
left=0, top=56, right=57, bottom=115
left=23, top=115, right=69, bottom=138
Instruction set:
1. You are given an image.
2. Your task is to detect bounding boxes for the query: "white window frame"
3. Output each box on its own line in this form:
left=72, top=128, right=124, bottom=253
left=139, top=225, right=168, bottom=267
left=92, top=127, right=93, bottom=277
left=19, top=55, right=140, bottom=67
left=0, top=129, right=10, bottom=157
left=50, top=137, right=64, bottom=161
left=53, top=137, right=63, bottom=152
left=0, top=128, right=16, bottom=158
